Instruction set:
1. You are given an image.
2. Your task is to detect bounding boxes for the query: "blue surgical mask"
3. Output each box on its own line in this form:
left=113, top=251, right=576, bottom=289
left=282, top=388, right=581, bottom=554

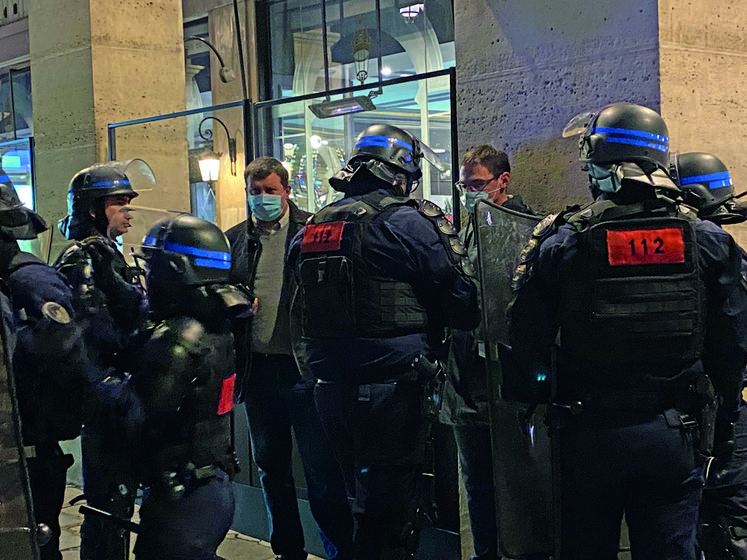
left=249, top=194, right=284, bottom=222
left=461, top=190, right=489, bottom=214
left=588, top=163, right=622, bottom=193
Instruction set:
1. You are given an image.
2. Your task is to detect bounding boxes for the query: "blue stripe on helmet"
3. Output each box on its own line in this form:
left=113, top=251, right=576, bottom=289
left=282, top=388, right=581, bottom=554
left=603, top=136, right=669, bottom=152
left=0, top=174, right=10, bottom=183
left=680, top=171, right=732, bottom=189
left=162, top=241, right=231, bottom=269
left=707, top=178, right=733, bottom=189
left=355, top=135, right=413, bottom=151
left=595, top=126, right=668, bottom=143
left=90, top=179, right=131, bottom=188
left=194, top=257, right=231, bottom=270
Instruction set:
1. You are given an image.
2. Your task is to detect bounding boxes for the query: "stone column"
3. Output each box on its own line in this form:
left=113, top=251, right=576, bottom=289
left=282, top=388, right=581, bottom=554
left=28, top=0, right=188, bottom=260
left=455, top=0, right=663, bottom=214
left=208, top=2, right=251, bottom=231
left=658, top=0, right=747, bottom=245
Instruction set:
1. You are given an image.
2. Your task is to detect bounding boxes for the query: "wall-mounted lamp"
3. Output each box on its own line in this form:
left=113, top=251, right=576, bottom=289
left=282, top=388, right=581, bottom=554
left=185, top=36, right=236, bottom=83
left=198, top=149, right=221, bottom=182
left=198, top=116, right=237, bottom=179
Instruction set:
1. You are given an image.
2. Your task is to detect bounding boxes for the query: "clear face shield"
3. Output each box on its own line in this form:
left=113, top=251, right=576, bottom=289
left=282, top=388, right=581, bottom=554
left=408, top=140, right=447, bottom=195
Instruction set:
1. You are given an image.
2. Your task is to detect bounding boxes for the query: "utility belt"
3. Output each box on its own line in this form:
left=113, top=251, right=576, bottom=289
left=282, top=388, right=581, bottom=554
left=554, top=374, right=717, bottom=455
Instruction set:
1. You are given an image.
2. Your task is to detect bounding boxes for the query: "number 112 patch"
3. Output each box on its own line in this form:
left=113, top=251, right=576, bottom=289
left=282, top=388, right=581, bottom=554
left=606, top=227, right=685, bottom=266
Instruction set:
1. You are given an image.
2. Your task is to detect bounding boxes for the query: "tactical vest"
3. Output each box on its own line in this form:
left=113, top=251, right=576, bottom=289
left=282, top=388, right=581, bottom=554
left=298, top=193, right=470, bottom=339
left=137, top=316, right=236, bottom=478
left=560, top=198, right=704, bottom=368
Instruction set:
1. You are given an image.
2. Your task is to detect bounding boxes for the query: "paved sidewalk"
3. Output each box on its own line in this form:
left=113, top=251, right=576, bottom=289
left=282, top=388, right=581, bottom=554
left=59, top=486, right=325, bottom=560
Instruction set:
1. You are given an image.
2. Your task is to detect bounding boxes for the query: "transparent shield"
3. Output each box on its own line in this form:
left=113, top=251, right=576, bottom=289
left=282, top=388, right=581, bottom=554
left=473, top=199, right=555, bottom=559
left=0, top=307, right=39, bottom=560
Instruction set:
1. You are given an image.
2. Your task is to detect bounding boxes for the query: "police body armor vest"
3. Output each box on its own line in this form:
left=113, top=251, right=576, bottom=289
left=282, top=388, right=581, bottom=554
left=299, top=193, right=429, bottom=338
left=561, top=198, right=704, bottom=368
left=136, top=316, right=236, bottom=478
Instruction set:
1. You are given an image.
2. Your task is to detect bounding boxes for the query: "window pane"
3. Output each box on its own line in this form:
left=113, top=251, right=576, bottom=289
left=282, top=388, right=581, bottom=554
left=255, top=74, right=454, bottom=214
left=1, top=138, right=35, bottom=210
left=0, top=73, right=11, bottom=140
left=264, top=0, right=454, bottom=99
left=11, top=68, right=32, bottom=138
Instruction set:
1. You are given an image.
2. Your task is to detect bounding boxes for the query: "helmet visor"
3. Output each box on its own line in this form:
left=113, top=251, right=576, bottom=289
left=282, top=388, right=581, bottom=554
left=562, top=110, right=597, bottom=138
left=87, top=159, right=156, bottom=194
left=419, top=141, right=447, bottom=173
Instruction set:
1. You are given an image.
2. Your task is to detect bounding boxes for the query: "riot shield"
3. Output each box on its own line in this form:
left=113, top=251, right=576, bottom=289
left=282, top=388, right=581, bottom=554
left=0, top=297, right=39, bottom=559
left=473, top=199, right=555, bottom=559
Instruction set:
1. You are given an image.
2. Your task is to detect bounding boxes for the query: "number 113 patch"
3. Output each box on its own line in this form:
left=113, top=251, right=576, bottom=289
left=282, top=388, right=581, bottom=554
left=606, top=227, right=685, bottom=266
left=301, top=221, right=345, bottom=253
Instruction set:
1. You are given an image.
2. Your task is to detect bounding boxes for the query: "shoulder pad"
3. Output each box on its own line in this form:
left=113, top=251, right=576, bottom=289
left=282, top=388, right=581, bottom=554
left=513, top=212, right=564, bottom=290
left=414, top=199, right=474, bottom=278
left=41, top=301, right=71, bottom=325
left=416, top=199, right=444, bottom=218
left=55, top=241, right=85, bottom=264
left=676, top=203, right=698, bottom=221
left=532, top=212, right=563, bottom=240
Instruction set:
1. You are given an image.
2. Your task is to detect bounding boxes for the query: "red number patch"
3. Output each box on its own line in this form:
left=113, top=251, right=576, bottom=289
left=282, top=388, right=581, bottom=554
left=301, top=222, right=345, bottom=253
left=217, top=374, right=236, bottom=415
left=606, top=228, right=685, bottom=266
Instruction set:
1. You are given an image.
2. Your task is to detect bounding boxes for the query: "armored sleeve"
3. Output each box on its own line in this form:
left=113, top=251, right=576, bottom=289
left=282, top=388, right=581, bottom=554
left=55, top=238, right=148, bottom=360
left=371, top=204, right=479, bottom=331
left=9, top=260, right=82, bottom=371
left=696, top=220, right=747, bottom=423
left=9, top=259, right=94, bottom=442
left=508, top=222, right=579, bottom=386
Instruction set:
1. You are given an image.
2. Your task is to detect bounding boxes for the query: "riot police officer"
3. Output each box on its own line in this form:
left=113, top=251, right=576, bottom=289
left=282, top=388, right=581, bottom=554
left=509, top=103, right=747, bottom=559
left=674, top=151, right=747, bottom=560
left=0, top=172, right=87, bottom=560
left=55, top=161, right=149, bottom=560
left=124, top=214, right=249, bottom=559
left=288, top=124, right=480, bottom=560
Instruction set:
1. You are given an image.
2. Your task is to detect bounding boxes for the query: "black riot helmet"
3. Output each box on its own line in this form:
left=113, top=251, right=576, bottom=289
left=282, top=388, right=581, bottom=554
left=330, top=124, right=446, bottom=195
left=0, top=167, right=47, bottom=240
left=565, top=102, right=670, bottom=172
left=58, top=159, right=152, bottom=241
left=672, top=152, right=746, bottom=224
left=563, top=102, right=676, bottom=196
left=140, top=214, right=231, bottom=292
left=349, top=124, right=424, bottom=184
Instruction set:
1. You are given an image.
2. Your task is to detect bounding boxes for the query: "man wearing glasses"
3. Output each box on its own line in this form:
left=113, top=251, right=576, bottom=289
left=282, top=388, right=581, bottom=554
left=456, top=145, right=533, bottom=218
left=445, top=145, right=536, bottom=560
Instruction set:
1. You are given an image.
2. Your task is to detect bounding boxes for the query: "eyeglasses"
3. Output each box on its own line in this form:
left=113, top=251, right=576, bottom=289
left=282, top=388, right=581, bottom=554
left=455, top=176, right=498, bottom=193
